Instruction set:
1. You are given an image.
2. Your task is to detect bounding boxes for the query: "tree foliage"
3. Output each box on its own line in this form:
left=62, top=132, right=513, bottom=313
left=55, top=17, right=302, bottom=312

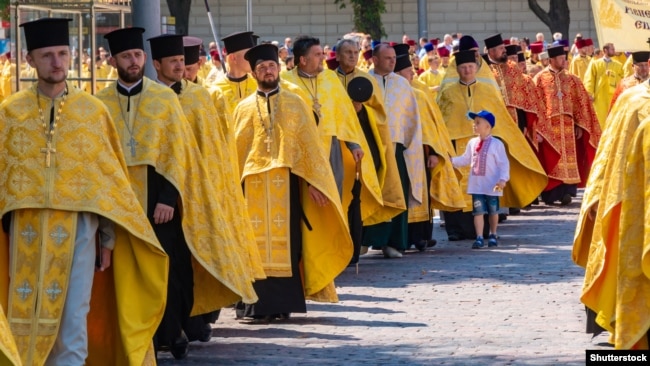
left=0, top=0, right=10, bottom=21
left=528, top=0, right=570, bottom=40
left=335, top=0, right=386, bottom=40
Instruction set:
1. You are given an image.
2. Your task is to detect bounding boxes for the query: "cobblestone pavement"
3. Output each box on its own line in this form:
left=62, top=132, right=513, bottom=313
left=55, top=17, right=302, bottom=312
left=159, top=191, right=609, bottom=365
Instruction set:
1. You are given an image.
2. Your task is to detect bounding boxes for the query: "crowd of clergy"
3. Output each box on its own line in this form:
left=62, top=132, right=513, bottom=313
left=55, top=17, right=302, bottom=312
left=2, top=16, right=650, bottom=365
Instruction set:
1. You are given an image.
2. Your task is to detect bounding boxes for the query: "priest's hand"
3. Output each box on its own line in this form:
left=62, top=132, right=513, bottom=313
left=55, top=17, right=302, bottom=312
left=96, top=248, right=112, bottom=272
left=537, top=133, right=543, bottom=143
left=154, top=203, right=175, bottom=224
left=351, top=148, right=364, bottom=163
left=308, top=185, right=329, bottom=207
left=427, top=155, right=439, bottom=168
left=574, top=126, right=583, bottom=140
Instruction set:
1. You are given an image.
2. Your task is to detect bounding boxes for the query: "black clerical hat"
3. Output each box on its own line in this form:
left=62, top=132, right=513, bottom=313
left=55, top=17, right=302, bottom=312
left=347, top=77, right=373, bottom=103
left=459, top=35, right=479, bottom=51
left=148, top=34, right=184, bottom=60
left=394, top=54, right=412, bottom=72
left=517, top=52, right=526, bottom=63
left=456, top=50, right=477, bottom=66
left=505, top=44, right=520, bottom=56
left=484, top=34, right=504, bottom=49
left=183, top=36, right=202, bottom=65
left=222, top=31, right=255, bottom=54
left=632, top=51, right=650, bottom=64
left=547, top=45, right=565, bottom=58
left=244, top=43, right=278, bottom=70
left=104, top=27, right=145, bottom=55
left=393, top=43, right=410, bottom=57
left=20, top=18, right=71, bottom=52
left=252, top=34, right=260, bottom=46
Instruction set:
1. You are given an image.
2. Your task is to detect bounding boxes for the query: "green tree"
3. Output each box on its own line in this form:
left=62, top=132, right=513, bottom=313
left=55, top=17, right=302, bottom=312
left=334, top=0, right=386, bottom=40
left=0, top=0, right=10, bottom=21
left=528, top=0, right=570, bottom=41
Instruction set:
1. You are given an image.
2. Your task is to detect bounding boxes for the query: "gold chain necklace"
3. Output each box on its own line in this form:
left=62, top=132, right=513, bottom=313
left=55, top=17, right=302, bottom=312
left=255, top=92, right=280, bottom=153
left=37, top=84, right=68, bottom=168
left=117, top=90, right=142, bottom=158
left=298, top=72, right=322, bottom=118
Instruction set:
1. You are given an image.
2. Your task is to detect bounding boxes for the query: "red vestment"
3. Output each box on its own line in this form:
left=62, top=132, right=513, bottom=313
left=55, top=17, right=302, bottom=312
left=533, top=67, right=601, bottom=191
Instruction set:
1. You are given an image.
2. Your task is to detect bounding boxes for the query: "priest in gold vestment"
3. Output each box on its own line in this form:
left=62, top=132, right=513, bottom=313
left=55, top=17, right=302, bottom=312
left=615, top=114, right=650, bottom=350
left=334, top=39, right=406, bottom=241
left=234, top=44, right=352, bottom=321
left=148, top=33, right=264, bottom=346
left=583, top=43, right=624, bottom=128
left=283, top=36, right=385, bottom=241
left=0, top=18, right=168, bottom=366
left=211, top=31, right=258, bottom=114
left=98, top=27, right=259, bottom=359
left=573, top=82, right=650, bottom=347
left=393, top=44, right=464, bottom=249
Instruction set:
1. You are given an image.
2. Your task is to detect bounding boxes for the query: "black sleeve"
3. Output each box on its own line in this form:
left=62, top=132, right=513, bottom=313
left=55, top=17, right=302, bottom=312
left=2, top=213, right=10, bottom=233
left=158, top=177, right=180, bottom=207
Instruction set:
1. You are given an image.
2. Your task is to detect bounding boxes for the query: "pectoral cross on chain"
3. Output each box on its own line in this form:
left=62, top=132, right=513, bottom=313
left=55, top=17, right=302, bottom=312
left=556, top=90, right=564, bottom=99
left=127, top=137, right=138, bottom=157
left=313, top=98, right=322, bottom=118
left=41, top=141, right=56, bottom=167
left=264, top=135, right=272, bottom=153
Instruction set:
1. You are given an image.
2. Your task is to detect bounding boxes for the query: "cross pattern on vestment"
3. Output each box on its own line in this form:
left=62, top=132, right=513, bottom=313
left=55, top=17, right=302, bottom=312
left=70, top=136, right=91, bottom=156
left=250, top=177, right=263, bottom=189
left=127, top=137, right=138, bottom=157
left=12, top=130, right=32, bottom=154
left=46, top=281, right=63, bottom=301
left=21, top=224, right=37, bottom=245
left=69, top=175, right=87, bottom=195
left=273, top=214, right=285, bottom=227
left=251, top=215, right=262, bottom=229
left=272, top=175, right=285, bottom=188
left=11, top=170, right=32, bottom=191
left=41, top=141, right=57, bottom=168
left=17, top=281, right=33, bottom=300
left=50, top=226, right=69, bottom=245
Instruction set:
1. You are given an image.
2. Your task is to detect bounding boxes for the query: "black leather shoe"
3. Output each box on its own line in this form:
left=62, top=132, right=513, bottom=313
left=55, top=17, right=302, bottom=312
left=447, top=234, right=462, bottom=241
left=171, top=333, right=189, bottom=360
left=198, top=323, right=212, bottom=342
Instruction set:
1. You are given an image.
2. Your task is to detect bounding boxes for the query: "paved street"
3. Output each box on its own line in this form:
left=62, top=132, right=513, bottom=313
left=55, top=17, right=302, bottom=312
left=159, top=191, right=607, bottom=365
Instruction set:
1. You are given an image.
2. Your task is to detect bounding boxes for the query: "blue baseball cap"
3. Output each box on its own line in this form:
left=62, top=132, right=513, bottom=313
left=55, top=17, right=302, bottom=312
left=468, top=110, right=495, bottom=127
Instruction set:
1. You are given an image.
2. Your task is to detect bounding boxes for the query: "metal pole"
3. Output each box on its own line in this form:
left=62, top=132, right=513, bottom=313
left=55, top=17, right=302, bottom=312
left=132, top=0, right=160, bottom=80
left=89, top=7, right=96, bottom=93
left=203, top=0, right=227, bottom=73
left=246, top=0, right=253, bottom=31
left=417, top=0, right=428, bottom=41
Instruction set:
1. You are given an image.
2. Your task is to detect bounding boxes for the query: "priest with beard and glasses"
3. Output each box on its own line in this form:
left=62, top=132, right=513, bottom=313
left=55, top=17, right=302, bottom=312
left=96, top=27, right=259, bottom=360
left=233, top=43, right=352, bottom=323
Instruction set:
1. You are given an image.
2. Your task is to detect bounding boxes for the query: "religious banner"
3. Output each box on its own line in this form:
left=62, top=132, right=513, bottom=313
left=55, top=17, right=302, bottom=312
left=591, top=0, right=650, bottom=51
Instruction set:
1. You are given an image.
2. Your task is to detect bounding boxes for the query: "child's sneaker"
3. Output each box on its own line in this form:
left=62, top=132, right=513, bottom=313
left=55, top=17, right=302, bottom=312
left=488, top=234, right=498, bottom=247
left=472, top=236, right=484, bottom=249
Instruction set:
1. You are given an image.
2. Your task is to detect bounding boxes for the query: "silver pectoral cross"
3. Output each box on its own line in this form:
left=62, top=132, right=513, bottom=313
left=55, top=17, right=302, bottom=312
left=557, top=90, right=564, bottom=99
left=264, top=135, right=272, bottom=153
left=127, top=137, right=138, bottom=157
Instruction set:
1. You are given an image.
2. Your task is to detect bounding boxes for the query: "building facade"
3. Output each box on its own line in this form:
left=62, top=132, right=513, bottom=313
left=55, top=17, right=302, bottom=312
left=161, top=0, right=598, bottom=49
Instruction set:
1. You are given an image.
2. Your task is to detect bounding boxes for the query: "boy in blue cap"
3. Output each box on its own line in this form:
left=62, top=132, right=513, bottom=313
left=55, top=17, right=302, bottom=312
left=452, top=110, right=510, bottom=249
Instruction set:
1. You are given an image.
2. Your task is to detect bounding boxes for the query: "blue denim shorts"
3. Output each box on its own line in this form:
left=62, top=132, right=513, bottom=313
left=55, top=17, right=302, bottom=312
left=472, top=194, right=500, bottom=215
